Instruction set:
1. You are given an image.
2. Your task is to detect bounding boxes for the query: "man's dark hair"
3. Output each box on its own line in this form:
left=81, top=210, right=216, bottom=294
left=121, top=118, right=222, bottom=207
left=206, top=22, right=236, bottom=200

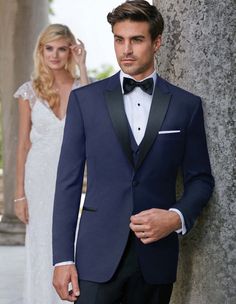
left=107, top=0, right=164, bottom=41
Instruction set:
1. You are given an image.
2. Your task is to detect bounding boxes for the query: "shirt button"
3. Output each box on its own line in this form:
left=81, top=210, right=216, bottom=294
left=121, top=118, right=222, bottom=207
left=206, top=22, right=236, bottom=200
left=132, top=181, right=139, bottom=187
left=138, top=127, right=141, bottom=131
left=137, top=103, right=140, bottom=106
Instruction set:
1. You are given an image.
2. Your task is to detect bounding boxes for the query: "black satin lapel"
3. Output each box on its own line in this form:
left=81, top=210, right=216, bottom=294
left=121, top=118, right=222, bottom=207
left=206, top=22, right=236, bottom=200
left=104, top=87, right=134, bottom=168
left=136, top=87, right=172, bottom=171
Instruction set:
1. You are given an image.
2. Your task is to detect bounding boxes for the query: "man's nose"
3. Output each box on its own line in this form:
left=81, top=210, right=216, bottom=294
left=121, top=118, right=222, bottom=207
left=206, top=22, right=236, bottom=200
left=123, top=42, right=133, bottom=56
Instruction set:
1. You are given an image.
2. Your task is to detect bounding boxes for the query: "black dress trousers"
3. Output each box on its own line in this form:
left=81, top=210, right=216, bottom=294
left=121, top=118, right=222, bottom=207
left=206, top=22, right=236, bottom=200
left=75, top=233, right=173, bottom=304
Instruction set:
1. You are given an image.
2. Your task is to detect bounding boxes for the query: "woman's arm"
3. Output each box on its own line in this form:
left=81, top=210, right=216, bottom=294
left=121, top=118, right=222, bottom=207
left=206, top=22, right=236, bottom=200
left=70, top=39, right=89, bottom=86
left=14, top=98, right=32, bottom=224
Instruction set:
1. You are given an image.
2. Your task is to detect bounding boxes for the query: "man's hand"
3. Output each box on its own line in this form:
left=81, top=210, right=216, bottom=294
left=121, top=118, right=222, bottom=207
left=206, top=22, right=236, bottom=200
left=130, top=208, right=181, bottom=244
left=53, top=264, right=80, bottom=302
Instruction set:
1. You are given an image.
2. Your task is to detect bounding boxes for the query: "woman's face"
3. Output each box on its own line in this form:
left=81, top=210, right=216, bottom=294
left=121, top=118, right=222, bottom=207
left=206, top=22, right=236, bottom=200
left=43, top=38, right=71, bottom=71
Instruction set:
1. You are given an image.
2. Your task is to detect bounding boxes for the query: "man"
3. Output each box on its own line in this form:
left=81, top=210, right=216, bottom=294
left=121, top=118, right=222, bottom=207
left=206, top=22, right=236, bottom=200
left=52, top=1, right=214, bottom=303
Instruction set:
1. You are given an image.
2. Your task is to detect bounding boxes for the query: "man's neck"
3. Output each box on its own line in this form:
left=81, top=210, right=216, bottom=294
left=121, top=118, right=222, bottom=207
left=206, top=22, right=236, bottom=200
left=120, top=70, right=156, bottom=82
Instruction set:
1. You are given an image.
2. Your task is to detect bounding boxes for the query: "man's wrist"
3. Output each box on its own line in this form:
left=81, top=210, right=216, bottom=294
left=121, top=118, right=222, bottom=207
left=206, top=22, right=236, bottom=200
left=169, top=210, right=182, bottom=230
left=169, top=208, right=187, bottom=234
left=54, top=261, right=74, bottom=267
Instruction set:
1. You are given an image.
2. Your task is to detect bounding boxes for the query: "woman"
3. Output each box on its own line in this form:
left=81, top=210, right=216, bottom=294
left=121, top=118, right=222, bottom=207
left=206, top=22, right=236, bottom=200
left=14, top=24, right=89, bottom=303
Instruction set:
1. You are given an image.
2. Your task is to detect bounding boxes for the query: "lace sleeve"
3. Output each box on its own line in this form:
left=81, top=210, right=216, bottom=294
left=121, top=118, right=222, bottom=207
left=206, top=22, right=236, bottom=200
left=14, top=81, right=37, bottom=108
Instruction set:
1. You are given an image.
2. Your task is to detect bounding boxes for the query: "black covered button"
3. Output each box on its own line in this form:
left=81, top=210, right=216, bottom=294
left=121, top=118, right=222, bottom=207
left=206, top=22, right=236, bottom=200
left=132, top=180, right=139, bottom=187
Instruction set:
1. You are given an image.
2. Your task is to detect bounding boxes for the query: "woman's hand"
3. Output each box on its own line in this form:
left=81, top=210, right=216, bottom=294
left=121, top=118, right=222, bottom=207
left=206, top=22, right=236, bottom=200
left=70, top=39, right=89, bottom=86
left=70, top=39, right=87, bottom=67
left=14, top=199, right=29, bottom=224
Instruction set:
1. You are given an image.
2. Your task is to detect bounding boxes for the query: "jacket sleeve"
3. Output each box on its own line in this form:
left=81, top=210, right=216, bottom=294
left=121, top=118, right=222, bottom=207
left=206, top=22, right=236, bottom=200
left=52, top=90, right=86, bottom=264
left=172, top=98, right=214, bottom=232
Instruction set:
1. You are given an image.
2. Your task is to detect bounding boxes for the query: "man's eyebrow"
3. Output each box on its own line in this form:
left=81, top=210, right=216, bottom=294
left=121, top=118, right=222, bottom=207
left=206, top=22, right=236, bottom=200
left=114, top=34, right=145, bottom=39
left=131, top=35, right=145, bottom=39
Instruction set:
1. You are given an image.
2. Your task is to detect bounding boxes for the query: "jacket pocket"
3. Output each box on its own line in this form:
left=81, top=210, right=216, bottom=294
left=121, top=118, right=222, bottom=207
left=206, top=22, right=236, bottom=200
left=83, top=206, right=97, bottom=212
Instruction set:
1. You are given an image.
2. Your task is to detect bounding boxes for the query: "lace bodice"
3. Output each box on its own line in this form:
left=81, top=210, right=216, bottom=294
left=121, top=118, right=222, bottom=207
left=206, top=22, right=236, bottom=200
left=14, top=80, right=80, bottom=148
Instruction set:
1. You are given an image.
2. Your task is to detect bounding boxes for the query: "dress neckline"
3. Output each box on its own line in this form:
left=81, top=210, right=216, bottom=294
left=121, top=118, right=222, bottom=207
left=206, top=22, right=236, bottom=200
left=35, top=79, right=79, bottom=122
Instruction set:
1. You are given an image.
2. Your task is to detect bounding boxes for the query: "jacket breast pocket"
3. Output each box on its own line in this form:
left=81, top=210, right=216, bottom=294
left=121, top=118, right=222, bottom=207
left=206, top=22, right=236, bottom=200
left=157, top=130, right=184, bottom=141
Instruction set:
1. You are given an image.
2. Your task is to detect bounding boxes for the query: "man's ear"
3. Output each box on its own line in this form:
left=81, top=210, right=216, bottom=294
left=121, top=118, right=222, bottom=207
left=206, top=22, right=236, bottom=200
left=154, top=35, right=162, bottom=52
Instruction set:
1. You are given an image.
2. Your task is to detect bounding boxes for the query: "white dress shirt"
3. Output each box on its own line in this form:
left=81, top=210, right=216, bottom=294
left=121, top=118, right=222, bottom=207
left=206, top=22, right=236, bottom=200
left=55, top=71, right=186, bottom=266
left=121, top=71, right=155, bottom=145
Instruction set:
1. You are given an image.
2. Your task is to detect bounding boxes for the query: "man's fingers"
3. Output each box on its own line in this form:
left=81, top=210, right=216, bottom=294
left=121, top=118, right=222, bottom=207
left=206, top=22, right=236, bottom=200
left=67, top=290, right=78, bottom=302
left=130, top=224, right=152, bottom=240
left=130, top=209, right=156, bottom=224
left=133, top=209, right=154, bottom=217
left=129, top=222, right=149, bottom=232
left=130, top=215, right=145, bottom=225
left=53, top=265, right=79, bottom=302
left=140, top=237, right=156, bottom=244
left=132, top=208, right=161, bottom=218
left=71, top=269, right=80, bottom=297
left=58, top=286, right=69, bottom=300
left=55, top=280, right=78, bottom=302
left=54, top=281, right=73, bottom=301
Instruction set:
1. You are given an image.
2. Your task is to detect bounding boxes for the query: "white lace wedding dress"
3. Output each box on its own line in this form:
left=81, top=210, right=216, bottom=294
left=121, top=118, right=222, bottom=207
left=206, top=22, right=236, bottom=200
left=14, top=80, right=80, bottom=304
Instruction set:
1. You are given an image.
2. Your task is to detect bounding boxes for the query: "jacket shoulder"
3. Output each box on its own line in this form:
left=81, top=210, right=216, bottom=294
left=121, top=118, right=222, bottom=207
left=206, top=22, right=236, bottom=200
left=72, top=72, right=119, bottom=96
left=158, top=76, right=201, bottom=103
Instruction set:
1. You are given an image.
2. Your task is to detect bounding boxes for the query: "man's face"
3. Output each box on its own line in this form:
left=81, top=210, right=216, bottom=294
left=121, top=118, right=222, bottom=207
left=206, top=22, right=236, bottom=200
left=113, top=20, right=161, bottom=80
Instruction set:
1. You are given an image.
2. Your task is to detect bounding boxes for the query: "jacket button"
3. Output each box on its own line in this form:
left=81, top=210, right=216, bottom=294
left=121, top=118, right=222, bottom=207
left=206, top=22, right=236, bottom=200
left=132, top=181, right=139, bottom=187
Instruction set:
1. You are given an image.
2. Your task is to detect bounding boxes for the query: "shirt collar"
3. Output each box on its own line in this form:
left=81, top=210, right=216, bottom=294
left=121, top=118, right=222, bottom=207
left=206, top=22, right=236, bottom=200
left=120, top=70, right=157, bottom=94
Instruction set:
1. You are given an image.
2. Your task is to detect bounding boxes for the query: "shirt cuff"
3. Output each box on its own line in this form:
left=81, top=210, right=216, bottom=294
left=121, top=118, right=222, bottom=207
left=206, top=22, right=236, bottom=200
left=169, top=208, right=187, bottom=235
left=54, top=261, right=75, bottom=267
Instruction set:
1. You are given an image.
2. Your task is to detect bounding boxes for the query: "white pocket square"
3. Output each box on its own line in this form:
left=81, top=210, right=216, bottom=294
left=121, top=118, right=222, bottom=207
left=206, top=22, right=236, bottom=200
left=158, top=130, right=181, bottom=134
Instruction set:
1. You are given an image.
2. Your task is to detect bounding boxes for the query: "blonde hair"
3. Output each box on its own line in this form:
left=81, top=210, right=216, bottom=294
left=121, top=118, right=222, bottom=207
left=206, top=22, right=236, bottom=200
left=32, top=24, right=77, bottom=109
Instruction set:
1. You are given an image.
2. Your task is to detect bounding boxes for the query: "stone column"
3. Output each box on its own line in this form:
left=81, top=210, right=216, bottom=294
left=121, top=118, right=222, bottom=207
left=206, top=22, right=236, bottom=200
left=154, top=0, right=236, bottom=303
left=0, top=0, right=48, bottom=245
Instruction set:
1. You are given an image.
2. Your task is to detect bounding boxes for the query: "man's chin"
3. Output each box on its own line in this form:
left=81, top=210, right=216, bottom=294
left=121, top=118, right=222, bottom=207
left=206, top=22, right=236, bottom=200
left=120, top=65, right=136, bottom=76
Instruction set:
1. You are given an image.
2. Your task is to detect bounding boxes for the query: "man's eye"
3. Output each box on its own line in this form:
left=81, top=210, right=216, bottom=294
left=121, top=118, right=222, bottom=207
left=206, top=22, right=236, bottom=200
left=115, top=38, right=122, bottom=43
left=133, top=38, right=143, bottom=42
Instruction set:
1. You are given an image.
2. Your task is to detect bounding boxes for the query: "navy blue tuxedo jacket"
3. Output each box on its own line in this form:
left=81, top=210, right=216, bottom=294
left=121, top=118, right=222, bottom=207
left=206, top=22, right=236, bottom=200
left=52, top=72, right=214, bottom=284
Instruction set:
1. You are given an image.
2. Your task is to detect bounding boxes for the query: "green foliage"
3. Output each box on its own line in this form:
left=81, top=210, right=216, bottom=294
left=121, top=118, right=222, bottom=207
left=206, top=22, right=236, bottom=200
left=88, top=64, right=115, bottom=80
left=49, top=0, right=55, bottom=16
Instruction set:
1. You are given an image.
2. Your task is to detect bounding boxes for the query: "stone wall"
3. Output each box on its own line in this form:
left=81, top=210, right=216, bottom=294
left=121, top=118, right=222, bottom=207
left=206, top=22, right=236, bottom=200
left=154, top=0, right=236, bottom=303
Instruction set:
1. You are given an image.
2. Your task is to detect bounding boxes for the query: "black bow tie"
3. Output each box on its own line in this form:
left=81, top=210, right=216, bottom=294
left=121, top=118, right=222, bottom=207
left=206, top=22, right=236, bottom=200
left=123, top=77, right=154, bottom=95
